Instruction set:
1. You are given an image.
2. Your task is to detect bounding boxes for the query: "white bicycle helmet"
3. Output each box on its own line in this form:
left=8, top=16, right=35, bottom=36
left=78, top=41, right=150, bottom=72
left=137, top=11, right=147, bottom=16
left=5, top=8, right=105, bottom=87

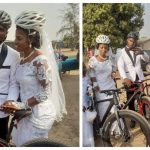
left=96, top=34, right=110, bottom=44
left=0, top=10, right=12, bottom=29
left=15, top=10, right=46, bottom=30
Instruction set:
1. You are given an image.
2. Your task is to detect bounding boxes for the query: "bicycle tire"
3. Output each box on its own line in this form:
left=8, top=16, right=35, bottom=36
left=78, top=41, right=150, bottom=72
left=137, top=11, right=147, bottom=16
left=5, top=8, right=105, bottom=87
left=102, top=110, right=150, bottom=147
left=138, top=96, right=150, bottom=123
left=0, top=138, right=9, bottom=147
left=21, top=138, right=66, bottom=147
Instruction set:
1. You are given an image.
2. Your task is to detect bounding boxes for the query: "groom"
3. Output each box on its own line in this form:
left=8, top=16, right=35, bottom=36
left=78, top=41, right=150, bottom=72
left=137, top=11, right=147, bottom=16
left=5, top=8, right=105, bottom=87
left=0, top=10, right=20, bottom=140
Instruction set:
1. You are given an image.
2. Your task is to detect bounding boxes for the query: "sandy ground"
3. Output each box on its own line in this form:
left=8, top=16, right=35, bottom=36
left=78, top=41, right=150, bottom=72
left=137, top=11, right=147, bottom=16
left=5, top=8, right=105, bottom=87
left=48, top=49, right=79, bottom=147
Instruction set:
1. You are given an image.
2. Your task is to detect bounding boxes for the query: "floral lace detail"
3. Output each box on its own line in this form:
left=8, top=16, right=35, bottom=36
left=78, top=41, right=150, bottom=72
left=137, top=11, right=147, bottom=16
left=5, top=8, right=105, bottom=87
left=33, top=56, right=52, bottom=102
left=88, top=56, right=97, bottom=69
left=88, top=56, right=97, bottom=77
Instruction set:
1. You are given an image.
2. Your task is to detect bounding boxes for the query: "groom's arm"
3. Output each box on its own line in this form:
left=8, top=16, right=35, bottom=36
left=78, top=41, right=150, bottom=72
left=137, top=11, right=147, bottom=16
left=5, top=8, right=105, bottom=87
left=7, top=51, right=20, bottom=101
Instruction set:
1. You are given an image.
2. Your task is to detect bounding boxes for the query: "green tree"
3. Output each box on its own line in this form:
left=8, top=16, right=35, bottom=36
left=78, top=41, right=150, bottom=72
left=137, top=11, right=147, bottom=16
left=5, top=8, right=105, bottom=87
left=83, top=3, right=144, bottom=51
left=58, top=3, right=79, bottom=50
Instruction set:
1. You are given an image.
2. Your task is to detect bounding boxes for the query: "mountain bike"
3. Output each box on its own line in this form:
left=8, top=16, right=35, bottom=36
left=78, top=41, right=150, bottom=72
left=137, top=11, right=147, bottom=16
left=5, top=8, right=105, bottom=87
left=0, top=108, right=65, bottom=147
left=91, top=88, right=150, bottom=147
left=122, top=78, right=150, bottom=123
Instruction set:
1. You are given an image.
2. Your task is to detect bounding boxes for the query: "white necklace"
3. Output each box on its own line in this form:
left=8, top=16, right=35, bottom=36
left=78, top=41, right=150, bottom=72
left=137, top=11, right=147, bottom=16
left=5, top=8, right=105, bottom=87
left=22, top=51, right=35, bottom=61
left=98, top=55, right=107, bottom=61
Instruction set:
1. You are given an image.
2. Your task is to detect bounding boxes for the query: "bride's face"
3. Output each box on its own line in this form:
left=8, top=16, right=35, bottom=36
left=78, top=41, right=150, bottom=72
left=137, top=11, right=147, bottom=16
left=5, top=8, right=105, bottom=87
left=14, top=28, right=30, bottom=52
left=98, top=44, right=109, bottom=56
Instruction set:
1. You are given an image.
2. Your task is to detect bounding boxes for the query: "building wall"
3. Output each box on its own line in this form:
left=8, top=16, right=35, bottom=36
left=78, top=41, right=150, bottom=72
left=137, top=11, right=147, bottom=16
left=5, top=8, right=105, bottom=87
left=140, top=40, right=150, bottom=50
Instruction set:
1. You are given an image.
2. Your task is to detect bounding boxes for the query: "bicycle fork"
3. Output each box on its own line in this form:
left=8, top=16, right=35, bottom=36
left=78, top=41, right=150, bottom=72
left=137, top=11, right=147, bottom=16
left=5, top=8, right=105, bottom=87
left=114, top=109, right=131, bottom=142
left=6, top=117, right=16, bottom=144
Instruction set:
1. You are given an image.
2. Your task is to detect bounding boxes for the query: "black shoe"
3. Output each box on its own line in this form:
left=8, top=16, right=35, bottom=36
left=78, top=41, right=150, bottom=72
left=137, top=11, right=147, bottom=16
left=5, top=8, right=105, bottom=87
left=130, top=120, right=136, bottom=128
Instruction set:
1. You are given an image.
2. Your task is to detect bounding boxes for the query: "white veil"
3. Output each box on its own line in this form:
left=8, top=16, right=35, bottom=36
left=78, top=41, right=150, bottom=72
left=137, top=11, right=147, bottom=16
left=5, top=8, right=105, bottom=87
left=39, top=29, right=67, bottom=122
left=15, top=10, right=67, bottom=121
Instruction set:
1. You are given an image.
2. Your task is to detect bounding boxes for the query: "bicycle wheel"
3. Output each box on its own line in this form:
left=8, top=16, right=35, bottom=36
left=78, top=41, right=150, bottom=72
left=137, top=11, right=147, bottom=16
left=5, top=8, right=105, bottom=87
left=21, top=138, right=66, bottom=147
left=102, top=110, right=150, bottom=147
left=0, top=139, right=8, bottom=147
left=138, top=96, right=150, bottom=123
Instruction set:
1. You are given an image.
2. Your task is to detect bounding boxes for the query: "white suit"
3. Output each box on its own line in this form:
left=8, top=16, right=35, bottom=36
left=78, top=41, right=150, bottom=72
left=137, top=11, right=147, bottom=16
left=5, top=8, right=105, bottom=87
left=117, top=47, right=149, bottom=81
left=0, top=43, right=20, bottom=118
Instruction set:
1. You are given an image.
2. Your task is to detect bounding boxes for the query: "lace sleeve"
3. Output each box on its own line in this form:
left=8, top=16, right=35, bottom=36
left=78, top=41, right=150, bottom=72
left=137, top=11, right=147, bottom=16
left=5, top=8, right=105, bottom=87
left=88, top=57, right=96, bottom=78
left=88, top=56, right=96, bottom=69
left=33, top=56, right=52, bottom=102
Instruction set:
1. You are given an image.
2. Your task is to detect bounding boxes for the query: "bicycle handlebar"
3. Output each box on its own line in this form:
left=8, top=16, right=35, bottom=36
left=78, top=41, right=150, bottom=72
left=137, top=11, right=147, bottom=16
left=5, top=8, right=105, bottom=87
left=99, top=78, right=150, bottom=94
left=99, top=86, right=124, bottom=94
left=134, top=78, right=150, bottom=84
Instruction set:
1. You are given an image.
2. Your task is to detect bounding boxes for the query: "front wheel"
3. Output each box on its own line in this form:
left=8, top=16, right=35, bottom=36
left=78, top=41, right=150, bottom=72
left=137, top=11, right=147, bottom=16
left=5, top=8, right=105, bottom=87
left=21, top=138, right=66, bottom=147
left=102, top=110, right=150, bottom=147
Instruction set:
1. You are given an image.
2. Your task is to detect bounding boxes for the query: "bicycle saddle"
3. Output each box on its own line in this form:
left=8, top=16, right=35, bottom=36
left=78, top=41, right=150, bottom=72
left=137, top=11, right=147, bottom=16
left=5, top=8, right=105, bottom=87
left=13, top=109, right=32, bottom=121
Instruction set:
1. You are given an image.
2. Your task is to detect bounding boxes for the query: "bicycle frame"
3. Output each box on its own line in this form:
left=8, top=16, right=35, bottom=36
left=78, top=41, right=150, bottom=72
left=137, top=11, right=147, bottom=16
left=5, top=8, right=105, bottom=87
left=0, top=109, right=32, bottom=147
left=6, top=117, right=16, bottom=144
left=0, top=116, right=16, bottom=147
left=123, top=79, right=150, bottom=110
left=95, top=99, right=114, bottom=127
left=93, top=90, right=123, bottom=133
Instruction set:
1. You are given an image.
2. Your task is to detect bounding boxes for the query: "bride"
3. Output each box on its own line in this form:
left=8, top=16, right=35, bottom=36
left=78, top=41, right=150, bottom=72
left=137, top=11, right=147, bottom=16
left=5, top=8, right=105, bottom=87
left=2, top=10, right=67, bottom=146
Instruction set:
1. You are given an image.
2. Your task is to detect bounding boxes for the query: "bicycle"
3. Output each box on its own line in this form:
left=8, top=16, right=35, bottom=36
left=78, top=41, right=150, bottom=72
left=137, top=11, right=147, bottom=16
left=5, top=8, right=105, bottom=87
left=0, top=108, right=65, bottom=147
left=91, top=87, right=150, bottom=147
left=122, top=78, right=150, bottom=123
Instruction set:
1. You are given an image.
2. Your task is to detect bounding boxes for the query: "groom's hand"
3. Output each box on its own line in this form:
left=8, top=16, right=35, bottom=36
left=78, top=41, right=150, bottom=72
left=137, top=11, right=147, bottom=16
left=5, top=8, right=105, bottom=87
left=1, top=100, right=18, bottom=114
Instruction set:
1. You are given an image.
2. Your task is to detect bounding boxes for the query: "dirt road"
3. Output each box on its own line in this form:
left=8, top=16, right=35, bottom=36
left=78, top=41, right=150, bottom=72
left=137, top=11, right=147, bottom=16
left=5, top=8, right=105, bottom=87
left=48, top=49, right=79, bottom=147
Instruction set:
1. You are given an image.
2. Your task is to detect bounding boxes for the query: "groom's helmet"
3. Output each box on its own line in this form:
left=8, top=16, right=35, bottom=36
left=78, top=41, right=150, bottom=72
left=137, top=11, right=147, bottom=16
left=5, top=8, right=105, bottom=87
left=0, top=10, right=12, bottom=29
left=127, top=32, right=139, bottom=40
left=15, top=10, right=46, bottom=30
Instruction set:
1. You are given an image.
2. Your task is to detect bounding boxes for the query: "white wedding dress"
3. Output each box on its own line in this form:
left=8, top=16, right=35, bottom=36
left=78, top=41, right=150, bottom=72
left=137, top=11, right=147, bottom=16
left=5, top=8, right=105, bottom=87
left=88, top=56, right=116, bottom=120
left=12, top=55, right=56, bottom=146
